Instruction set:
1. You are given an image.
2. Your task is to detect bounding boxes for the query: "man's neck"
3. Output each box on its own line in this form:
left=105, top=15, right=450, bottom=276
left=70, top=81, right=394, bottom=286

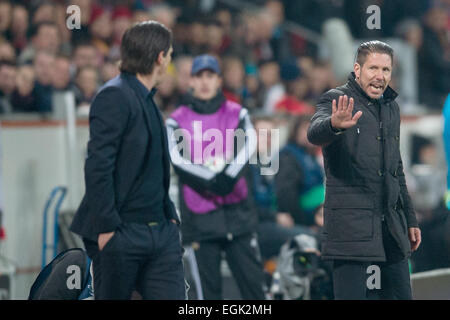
left=136, top=71, right=158, bottom=91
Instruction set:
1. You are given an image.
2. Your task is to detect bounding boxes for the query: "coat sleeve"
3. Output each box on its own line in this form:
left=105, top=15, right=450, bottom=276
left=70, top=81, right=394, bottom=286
left=84, top=87, right=130, bottom=235
left=307, top=89, right=345, bottom=146
left=397, top=157, right=419, bottom=228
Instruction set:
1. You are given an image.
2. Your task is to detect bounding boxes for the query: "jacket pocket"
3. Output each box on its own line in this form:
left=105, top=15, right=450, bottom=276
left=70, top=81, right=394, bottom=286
left=326, top=193, right=374, bottom=242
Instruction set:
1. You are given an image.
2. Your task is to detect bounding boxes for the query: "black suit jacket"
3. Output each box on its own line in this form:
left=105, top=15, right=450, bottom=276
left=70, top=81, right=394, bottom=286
left=70, top=73, right=179, bottom=242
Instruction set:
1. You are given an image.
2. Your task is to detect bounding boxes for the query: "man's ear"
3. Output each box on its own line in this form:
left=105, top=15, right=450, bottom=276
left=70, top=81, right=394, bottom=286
left=354, top=62, right=361, bottom=79
left=157, top=50, right=165, bottom=65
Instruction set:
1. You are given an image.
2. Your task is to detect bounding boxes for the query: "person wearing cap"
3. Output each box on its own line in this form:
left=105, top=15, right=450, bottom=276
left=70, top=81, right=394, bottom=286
left=166, top=55, right=266, bottom=300
left=70, top=21, right=185, bottom=300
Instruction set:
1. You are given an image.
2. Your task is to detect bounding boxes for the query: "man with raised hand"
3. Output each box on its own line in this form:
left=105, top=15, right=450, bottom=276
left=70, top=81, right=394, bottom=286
left=308, top=40, right=421, bottom=300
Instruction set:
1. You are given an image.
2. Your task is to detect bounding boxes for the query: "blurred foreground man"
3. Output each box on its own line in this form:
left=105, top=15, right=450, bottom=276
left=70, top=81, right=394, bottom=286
left=166, top=55, right=266, bottom=299
left=307, top=41, right=421, bottom=300
left=70, top=21, right=185, bottom=300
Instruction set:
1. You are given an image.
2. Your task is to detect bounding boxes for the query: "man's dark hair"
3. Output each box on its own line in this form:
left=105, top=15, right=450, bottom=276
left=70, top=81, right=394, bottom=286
left=355, top=40, right=394, bottom=67
left=119, top=21, right=172, bottom=75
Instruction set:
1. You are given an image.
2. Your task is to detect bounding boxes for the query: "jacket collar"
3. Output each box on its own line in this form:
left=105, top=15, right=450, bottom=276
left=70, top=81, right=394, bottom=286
left=347, top=72, right=398, bottom=103
left=121, top=72, right=157, bottom=101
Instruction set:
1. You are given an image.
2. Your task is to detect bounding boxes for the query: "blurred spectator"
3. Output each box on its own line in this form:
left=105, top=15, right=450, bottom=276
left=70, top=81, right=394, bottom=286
left=18, top=22, right=60, bottom=64
left=32, top=51, right=55, bottom=112
left=395, top=18, right=423, bottom=51
left=155, top=63, right=177, bottom=114
left=242, top=63, right=263, bottom=110
left=275, top=115, right=325, bottom=228
left=7, top=4, right=29, bottom=54
left=205, top=20, right=229, bottom=56
left=52, top=55, right=72, bottom=91
left=108, top=6, right=132, bottom=61
left=187, top=18, right=208, bottom=56
left=73, top=66, right=99, bottom=107
left=11, top=64, right=35, bottom=112
left=0, top=59, right=16, bottom=114
left=275, top=60, right=314, bottom=115
left=0, top=41, right=16, bottom=62
left=264, top=0, right=292, bottom=62
left=259, top=59, right=284, bottom=113
left=418, top=4, right=450, bottom=109
left=0, top=0, right=11, bottom=35
left=149, top=4, right=177, bottom=30
left=100, top=59, right=119, bottom=84
left=222, top=55, right=245, bottom=104
left=305, top=61, right=336, bottom=104
left=173, top=55, right=193, bottom=99
left=250, top=115, right=310, bottom=260
left=132, top=9, right=151, bottom=23
left=31, top=1, right=55, bottom=25
left=73, top=43, right=100, bottom=70
left=89, top=5, right=112, bottom=58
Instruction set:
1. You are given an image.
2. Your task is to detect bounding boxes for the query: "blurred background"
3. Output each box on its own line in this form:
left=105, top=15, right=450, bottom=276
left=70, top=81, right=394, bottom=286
left=0, top=0, right=449, bottom=299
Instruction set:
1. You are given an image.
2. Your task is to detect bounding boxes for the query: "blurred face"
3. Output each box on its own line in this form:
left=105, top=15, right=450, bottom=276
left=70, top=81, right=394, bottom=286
left=34, top=52, right=55, bottom=85
left=11, top=5, right=29, bottom=35
left=16, top=65, right=35, bottom=95
left=0, top=65, right=17, bottom=94
left=309, top=65, right=332, bottom=95
left=175, top=58, right=193, bottom=93
left=354, top=52, right=392, bottom=99
left=113, top=17, right=131, bottom=42
left=76, top=68, right=98, bottom=98
left=101, top=62, right=119, bottom=82
left=206, top=24, right=224, bottom=51
left=133, top=10, right=151, bottom=23
left=223, top=60, right=244, bottom=90
left=265, top=0, right=284, bottom=25
left=0, top=43, right=16, bottom=61
left=190, top=70, right=222, bottom=101
left=34, top=25, right=60, bottom=54
left=74, top=45, right=98, bottom=68
left=0, top=2, right=11, bottom=32
left=91, top=11, right=112, bottom=40
left=259, top=62, right=279, bottom=88
left=52, top=58, right=71, bottom=89
left=32, top=4, right=53, bottom=24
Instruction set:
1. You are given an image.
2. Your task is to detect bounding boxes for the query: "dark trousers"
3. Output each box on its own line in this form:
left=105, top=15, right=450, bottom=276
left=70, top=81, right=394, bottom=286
left=332, top=221, right=412, bottom=300
left=83, top=220, right=186, bottom=300
left=193, top=233, right=266, bottom=300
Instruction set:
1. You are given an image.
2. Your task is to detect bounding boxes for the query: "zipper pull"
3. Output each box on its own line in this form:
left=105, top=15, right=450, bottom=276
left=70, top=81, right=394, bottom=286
left=380, top=122, right=383, bottom=129
left=357, top=127, right=360, bottom=134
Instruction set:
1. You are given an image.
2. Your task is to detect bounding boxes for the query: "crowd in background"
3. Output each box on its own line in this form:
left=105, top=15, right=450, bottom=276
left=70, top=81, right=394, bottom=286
left=0, top=0, right=450, bottom=276
left=0, top=0, right=448, bottom=116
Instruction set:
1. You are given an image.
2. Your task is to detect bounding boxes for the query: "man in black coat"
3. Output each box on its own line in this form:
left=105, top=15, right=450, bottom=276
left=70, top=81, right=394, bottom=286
left=70, top=21, right=185, bottom=300
left=307, top=41, right=421, bottom=300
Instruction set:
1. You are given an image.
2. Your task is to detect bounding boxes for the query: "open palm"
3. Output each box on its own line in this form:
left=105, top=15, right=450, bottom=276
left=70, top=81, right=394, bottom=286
left=331, top=95, right=363, bottom=129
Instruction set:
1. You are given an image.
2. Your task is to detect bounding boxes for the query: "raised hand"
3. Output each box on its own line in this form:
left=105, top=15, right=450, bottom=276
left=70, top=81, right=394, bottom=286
left=331, top=95, right=362, bottom=130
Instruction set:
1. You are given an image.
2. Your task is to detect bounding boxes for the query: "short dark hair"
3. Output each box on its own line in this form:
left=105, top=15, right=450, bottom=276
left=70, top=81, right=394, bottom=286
left=119, top=21, right=172, bottom=75
left=355, top=40, right=394, bottom=67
